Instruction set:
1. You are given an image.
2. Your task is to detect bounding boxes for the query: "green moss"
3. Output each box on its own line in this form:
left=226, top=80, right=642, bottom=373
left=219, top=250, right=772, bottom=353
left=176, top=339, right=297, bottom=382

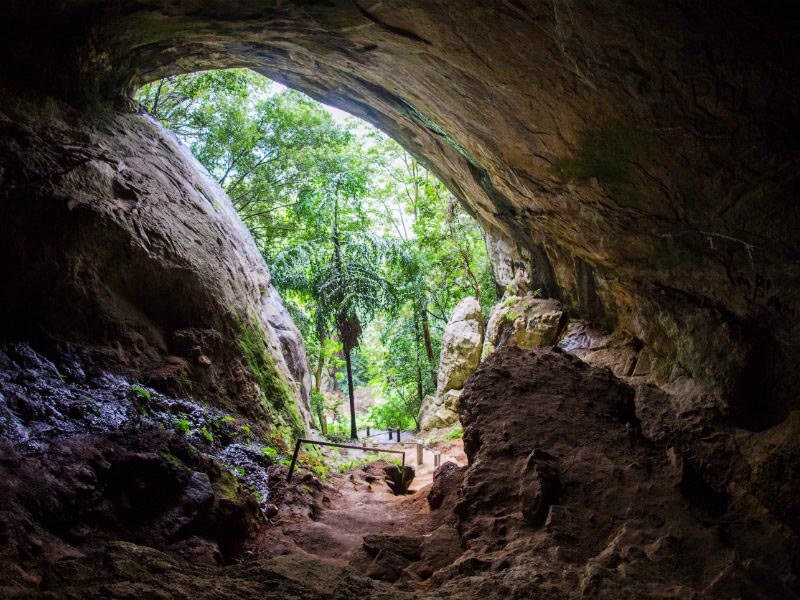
left=130, top=384, right=151, bottom=401
left=200, top=426, right=214, bottom=443
left=238, top=316, right=305, bottom=443
left=553, top=121, right=651, bottom=208
left=445, top=426, right=464, bottom=441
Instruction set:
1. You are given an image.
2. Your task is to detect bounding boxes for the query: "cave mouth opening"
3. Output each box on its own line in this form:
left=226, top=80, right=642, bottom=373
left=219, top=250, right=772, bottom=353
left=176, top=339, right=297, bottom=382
left=134, top=67, right=492, bottom=454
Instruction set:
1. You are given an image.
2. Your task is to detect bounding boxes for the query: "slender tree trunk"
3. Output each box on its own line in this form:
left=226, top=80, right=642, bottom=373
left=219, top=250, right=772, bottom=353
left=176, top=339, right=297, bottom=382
left=345, top=347, right=357, bottom=440
left=314, top=340, right=326, bottom=392
left=419, top=304, right=437, bottom=386
left=316, top=407, right=328, bottom=435
left=415, top=365, right=424, bottom=432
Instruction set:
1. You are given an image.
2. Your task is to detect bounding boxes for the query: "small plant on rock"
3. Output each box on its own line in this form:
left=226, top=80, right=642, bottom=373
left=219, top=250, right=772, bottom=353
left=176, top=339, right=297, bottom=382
left=444, top=426, right=463, bottom=441
left=175, top=418, right=191, bottom=434
left=130, top=384, right=151, bottom=402
left=200, top=426, right=214, bottom=443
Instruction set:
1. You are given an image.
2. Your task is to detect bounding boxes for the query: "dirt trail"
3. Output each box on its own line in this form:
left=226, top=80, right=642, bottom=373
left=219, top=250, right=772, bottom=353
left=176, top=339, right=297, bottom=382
left=266, top=440, right=465, bottom=567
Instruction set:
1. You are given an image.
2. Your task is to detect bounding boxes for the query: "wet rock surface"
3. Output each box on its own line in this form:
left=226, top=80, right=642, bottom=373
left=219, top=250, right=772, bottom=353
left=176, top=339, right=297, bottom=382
left=0, top=342, right=292, bottom=596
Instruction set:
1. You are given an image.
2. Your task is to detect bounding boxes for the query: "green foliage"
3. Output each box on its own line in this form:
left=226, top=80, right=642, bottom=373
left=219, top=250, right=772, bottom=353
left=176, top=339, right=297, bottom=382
left=444, top=426, right=463, bottom=441
left=200, top=426, right=214, bottom=443
left=130, top=384, right=151, bottom=402
left=367, top=395, right=416, bottom=431
left=175, top=418, right=191, bottom=434
left=336, top=453, right=381, bottom=472
left=239, top=424, right=252, bottom=440
left=262, top=446, right=279, bottom=460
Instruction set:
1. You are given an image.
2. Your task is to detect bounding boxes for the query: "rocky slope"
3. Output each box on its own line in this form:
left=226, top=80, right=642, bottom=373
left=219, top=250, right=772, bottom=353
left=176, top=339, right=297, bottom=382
left=423, top=346, right=800, bottom=598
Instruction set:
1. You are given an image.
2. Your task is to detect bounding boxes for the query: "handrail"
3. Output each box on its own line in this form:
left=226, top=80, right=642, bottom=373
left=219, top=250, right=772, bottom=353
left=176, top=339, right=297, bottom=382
left=286, top=438, right=406, bottom=482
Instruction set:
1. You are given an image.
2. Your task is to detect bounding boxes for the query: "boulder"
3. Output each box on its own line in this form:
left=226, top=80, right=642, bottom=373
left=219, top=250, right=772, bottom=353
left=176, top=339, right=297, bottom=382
left=436, top=297, right=484, bottom=396
left=483, top=295, right=565, bottom=356
left=419, top=389, right=462, bottom=431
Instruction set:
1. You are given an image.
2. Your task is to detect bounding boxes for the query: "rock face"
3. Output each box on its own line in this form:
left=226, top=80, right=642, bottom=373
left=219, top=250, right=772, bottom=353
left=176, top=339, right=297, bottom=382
left=0, top=1, right=798, bottom=438
left=419, top=298, right=483, bottom=430
left=483, top=295, right=566, bottom=355
left=0, top=343, right=276, bottom=595
left=0, top=98, right=312, bottom=435
left=419, top=389, right=462, bottom=431
left=436, top=298, right=485, bottom=396
left=425, top=346, right=800, bottom=598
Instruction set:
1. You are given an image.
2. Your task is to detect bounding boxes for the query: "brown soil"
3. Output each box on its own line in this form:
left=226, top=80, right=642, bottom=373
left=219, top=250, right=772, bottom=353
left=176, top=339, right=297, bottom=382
left=261, top=442, right=466, bottom=567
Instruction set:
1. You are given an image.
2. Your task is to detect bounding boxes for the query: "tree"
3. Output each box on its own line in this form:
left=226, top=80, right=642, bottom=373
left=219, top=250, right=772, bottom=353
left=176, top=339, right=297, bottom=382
left=137, top=68, right=496, bottom=440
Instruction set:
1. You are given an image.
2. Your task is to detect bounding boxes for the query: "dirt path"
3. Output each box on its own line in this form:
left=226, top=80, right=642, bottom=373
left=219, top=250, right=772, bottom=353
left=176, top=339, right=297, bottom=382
left=265, top=440, right=465, bottom=567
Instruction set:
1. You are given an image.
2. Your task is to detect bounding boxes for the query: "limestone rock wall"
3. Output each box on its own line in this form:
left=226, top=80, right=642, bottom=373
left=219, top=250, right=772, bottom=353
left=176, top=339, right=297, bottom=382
left=419, top=297, right=484, bottom=431
left=0, top=96, right=312, bottom=434
left=2, top=0, right=795, bottom=430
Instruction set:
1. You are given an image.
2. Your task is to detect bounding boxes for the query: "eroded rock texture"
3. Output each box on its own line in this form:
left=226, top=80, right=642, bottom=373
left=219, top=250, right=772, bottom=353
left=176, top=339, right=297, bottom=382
left=429, top=346, right=800, bottom=598
left=420, top=297, right=484, bottom=430
left=0, top=96, right=312, bottom=433
left=2, top=0, right=799, bottom=430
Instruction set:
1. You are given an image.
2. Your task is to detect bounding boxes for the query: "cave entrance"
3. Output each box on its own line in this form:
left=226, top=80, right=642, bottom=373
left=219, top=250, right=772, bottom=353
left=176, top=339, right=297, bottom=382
left=136, top=68, right=490, bottom=453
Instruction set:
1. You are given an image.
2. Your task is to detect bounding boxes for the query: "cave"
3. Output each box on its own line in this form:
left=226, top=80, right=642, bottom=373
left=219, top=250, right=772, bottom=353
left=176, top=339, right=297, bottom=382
left=1, top=2, right=799, bottom=598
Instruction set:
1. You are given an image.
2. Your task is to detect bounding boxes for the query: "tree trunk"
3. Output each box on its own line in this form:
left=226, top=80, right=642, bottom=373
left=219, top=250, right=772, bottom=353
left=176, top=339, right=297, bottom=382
left=345, top=347, right=357, bottom=440
left=316, top=407, right=328, bottom=435
left=314, top=340, right=326, bottom=392
left=420, top=305, right=437, bottom=387
left=415, top=364, right=424, bottom=432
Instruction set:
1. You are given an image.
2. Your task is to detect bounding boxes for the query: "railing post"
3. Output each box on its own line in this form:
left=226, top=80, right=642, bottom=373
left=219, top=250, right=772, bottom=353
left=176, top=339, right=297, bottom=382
left=366, top=426, right=370, bottom=437
left=397, top=428, right=401, bottom=441
left=287, top=438, right=303, bottom=483
left=417, top=442, right=423, bottom=466
left=388, top=430, right=393, bottom=440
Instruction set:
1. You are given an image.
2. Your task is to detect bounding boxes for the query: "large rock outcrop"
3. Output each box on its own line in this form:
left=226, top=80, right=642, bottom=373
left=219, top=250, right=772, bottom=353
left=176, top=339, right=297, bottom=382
left=436, top=297, right=484, bottom=396
left=483, top=294, right=566, bottom=356
left=2, top=1, right=798, bottom=433
left=427, top=346, right=800, bottom=598
left=419, top=297, right=484, bottom=430
left=0, top=97, right=312, bottom=436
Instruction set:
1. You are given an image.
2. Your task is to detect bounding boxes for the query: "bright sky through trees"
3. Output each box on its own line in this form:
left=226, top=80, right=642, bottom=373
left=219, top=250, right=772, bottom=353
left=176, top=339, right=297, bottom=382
left=136, top=69, right=496, bottom=437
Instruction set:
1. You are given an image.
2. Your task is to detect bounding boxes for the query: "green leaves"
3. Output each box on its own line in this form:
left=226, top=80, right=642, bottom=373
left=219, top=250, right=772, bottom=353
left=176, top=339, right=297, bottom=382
left=138, top=68, right=497, bottom=437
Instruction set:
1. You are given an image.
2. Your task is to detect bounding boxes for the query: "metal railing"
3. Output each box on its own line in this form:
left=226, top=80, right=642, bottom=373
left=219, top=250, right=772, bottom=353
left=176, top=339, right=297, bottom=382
left=286, top=438, right=406, bottom=482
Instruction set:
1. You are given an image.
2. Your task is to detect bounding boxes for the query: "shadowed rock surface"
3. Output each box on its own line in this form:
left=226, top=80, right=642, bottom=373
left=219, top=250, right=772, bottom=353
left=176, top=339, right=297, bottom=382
left=3, top=1, right=799, bottom=428
left=0, top=2, right=799, bottom=598
left=430, top=345, right=799, bottom=598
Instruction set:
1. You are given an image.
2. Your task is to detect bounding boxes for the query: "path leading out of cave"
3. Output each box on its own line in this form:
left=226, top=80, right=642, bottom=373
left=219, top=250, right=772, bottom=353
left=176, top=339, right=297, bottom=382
left=276, top=439, right=465, bottom=566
